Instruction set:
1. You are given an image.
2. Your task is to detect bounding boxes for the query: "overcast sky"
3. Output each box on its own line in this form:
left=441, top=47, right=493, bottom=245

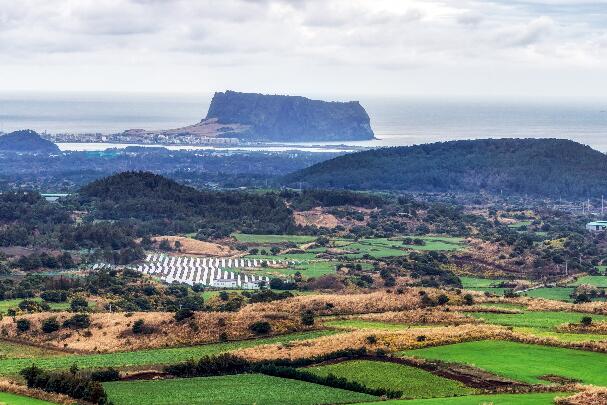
left=1, top=0, right=606, bottom=98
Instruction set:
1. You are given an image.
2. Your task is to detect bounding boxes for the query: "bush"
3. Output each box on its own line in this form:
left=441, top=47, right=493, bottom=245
left=436, top=294, right=450, bottom=305
left=300, top=310, right=315, bottom=326
left=18, top=299, right=49, bottom=313
left=463, top=294, right=474, bottom=305
left=63, top=314, right=91, bottom=329
left=20, top=365, right=108, bottom=404
left=165, top=353, right=250, bottom=378
left=41, top=317, right=60, bottom=333
left=132, top=319, right=145, bottom=334
left=174, top=308, right=195, bottom=322
left=70, top=297, right=89, bottom=312
left=90, top=368, right=121, bottom=382
left=249, top=321, right=271, bottom=335
left=581, top=316, right=593, bottom=326
left=16, top=318, right=31, bottom=333
left=40, top=290, right=68, bottom=303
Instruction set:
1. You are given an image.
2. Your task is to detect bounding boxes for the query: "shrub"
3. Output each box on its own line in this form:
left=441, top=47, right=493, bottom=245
left=365, top=335, right=377, bottom=344
left=90, top=368, right=121, bottom=382
left=437, top=294, right=450, bottom=305
left=63, top=314, right=91, bottom=329
left=416, top=335, right=427, bottom=342
left=300, top=309, right=315, bottom=326
left=249, top=321, right=271, bottom=335
left=16, top=318, right=31, bottom=333
left=20, top=365, right=107, bottom=404
left=463, top=294, right=474, bottom=305
left=132, top=319, right=145, bottom=334
left=40, top=290, right=68, bottom=303
left=165, top=353, right=250, bottom=378
left=19, top=299, right=49, bottom=313
left=41, top=317, right=60, bottom=333
left=174, top=308, right=195, bottom=322
left=581, top=316, right=593, bottom=326
left=70, top=297, right=89, bottom=312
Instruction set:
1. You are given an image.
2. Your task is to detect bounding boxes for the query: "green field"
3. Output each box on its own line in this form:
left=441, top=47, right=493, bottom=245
left=520, top=287, right=574, bottom=301
left=508, top=221, right=532, bottom=229
left=335, top=237, right=465, bottom=259
left=459, top=277, right=505, bottom=288
left=0, top=330, right=336, bottom=376
left=0, top=298, right=93, bottom=314
left=233, top=233, right=317, bottom=244
left=324, top=319, right=415, bottom=331
left=514, top=327, right=607, bottom=343
left=404, top=340, right=607, bottom=385
left=306, top=360, right=475, bottom=399
left=568, top=275, right=607, bottom=287
left=362, top=392, right=568, bottom=405
left=246, top=260, right=337, bottom=279
left=0, top=340, right=65, bottom=360
left=104, top=374, right=376, bottom=405
left=0, top=392, right=57, bottom=405
left=469, top=310, right=607, bottom=329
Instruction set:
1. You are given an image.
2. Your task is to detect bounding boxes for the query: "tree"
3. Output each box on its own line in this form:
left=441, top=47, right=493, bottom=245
left=463, top=294, right=474, bottom=306
left=581, top=316, right=593, bottom=326
left=41, top=317, right=60, bottom=333
left=300, top=310, right=315, bottom=326
left=132, top=319, right=145, bottom=334
left=16, top=318, right=30, bottom=333
left=70, top=297, right=89, bottom=312
left=174, top=308, right=194, bottom=322
left=270, top=246, right=281, bottom=256
left=63, top=314, right=91, bottom=329
left=437, top=294, right=450, bottom=305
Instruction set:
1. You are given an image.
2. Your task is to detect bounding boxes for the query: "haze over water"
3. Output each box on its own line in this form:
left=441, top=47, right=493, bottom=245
left=1, top=93, right=606, bottom=152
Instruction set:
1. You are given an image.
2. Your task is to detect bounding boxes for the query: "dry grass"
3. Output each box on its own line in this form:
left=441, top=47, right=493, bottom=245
left=0, top=310, right=309, bottom=353
left=525, top=299, right=607, bottom=315
left=348, top=308, right=477, bottom=325
left=557, top=321, right=607, bottom=334
left=555, top=386, right=607, bottom=405
left=0, top=379, right=76, bottom=404
left=293, top=208, right=339, bottom=229
left=151, top=236, right=238, bottom=256
left=235, top=324, right=510, bottom=362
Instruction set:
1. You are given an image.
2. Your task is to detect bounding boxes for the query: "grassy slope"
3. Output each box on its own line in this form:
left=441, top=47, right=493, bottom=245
left=104, top=374, right=376, bottom=405
left=306, top=360, right=474, bottom=399
left=403, top=340, right=607, bottom=385
left=0, top=330, right=335, bottom=376
left=468, top=310, right=607, bottom=329
left=520, top=288, right=574, bottom=302
left=233, top=234, right=317, bottom=243
left=0, top=392, right=57, bottom=405
left=361, top=392, right=568, bottom=405
left=0, top=340, right=65, bottom=360
left=568, top=275, right=607, bottom=287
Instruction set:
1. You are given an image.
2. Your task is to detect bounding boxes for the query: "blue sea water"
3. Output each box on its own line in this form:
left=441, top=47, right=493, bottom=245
left=0, top=93, right=606, bottom=152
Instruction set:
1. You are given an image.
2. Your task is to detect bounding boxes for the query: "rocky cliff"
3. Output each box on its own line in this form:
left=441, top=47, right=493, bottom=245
left=204, top=90, right=375, bottom=142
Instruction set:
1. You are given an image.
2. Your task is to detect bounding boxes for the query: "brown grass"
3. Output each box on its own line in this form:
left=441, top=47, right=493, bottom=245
left=151, top=236, right=237, bottom=256
left=0, top=310, right=309, bottom=353
left=293, top=209, right=339, bottom=229
left=555, top=386, right=607, bottom=404
left=0, top=379, right=76, bottom=404
left=235, top=324, right=510, bottom=362
left=345, top=308, right=477, bottom=325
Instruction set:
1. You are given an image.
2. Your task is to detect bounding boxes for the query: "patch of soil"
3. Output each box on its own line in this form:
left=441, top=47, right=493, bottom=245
left=152, top=236, right=237, bottom=256
left=539, top=375, right=581, bottom=384
left=294, top=208, right=339, bottom=229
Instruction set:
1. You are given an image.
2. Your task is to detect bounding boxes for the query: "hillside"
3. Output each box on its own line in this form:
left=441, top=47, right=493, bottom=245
left=285, top=138, right=607, bottom=198
left=0, top=129, right=60, bottom=153
left=79, top=171, right=295, bottom=235
left=204, top=90, right=375, bottom=141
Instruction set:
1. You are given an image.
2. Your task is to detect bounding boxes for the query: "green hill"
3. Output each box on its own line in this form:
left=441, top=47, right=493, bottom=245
left=285, top=138, right=607, bottom=198
left=0, top=129, right=59, bottom=153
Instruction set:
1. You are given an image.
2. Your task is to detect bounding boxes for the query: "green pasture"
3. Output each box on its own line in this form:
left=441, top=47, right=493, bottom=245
left=306, top=360, right=474, bottom=399
left=0, top=330, right=336, bottom=376
left=0, top=392, right=57, bottom=405
left=459, top=277, right=505, bottom=288
left=568, top=275, right=607, bottom=287
left=233, top=233, right=317, bottom=244
left=0, top=340, right=65, bottom=360
left=403, top=340, right=607, bottom=385
left=469, top=310, right=607, bottom=329
left=104, top=374, right=375, bottom=405
left=362, top=392, right=569, bottom=405
left=323, top=319, right=417, bottom=331
left=520, top=287, right=574, bottom=302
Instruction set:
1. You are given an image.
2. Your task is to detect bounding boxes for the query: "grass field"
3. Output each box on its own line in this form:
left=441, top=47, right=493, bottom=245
left=469, top=310, right=607, bottom=329
left=0, top=340, right=65, bottom=360
left=306, top=360, right=475, bottom=399
left=597, top=266, right=607, bottom=275
left=324, top=319, right=412, bottom=330
left=568, top=275, right=607, bottom=287
left=520, top=287, right=574, bottom=301
left=104, top=374, right=376, bottom=405
left=514, top=327, right=607, bottom=342
left=246, top=260, right=337, bottom=279
left=0, top=298, right=93, bottom=314
left=233, top=233, right=317, bottom=244
left=403, top=340, right=607, bottom=385
left=0, top=392, right=57, bottom=405
left=336, top=237, right=465, bottom=259
left=0, top=330, right=336, bottom=376
left=361, top=392, right=569, bottom=405
left=459, top=277, right=505, bottom=288
left=508, top=221, right=533, bottom=229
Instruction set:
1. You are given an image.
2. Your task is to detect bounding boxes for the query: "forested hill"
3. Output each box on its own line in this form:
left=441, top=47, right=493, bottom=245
left=284, top=138, right=607, bottom=198
left=0, top=129, right=60, bottom=153
left=79, top=171, right=296, bottom=237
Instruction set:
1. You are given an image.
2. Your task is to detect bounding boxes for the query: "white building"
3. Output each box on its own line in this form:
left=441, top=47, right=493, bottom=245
left=586, top=221, right=607, bottom=232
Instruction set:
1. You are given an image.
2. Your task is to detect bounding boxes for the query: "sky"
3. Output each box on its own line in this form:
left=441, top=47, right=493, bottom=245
left=1, top=0, right=606, bottom=99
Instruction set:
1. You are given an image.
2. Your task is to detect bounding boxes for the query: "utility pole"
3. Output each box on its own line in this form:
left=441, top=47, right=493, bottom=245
left=602, top=195, right=604, bottom=216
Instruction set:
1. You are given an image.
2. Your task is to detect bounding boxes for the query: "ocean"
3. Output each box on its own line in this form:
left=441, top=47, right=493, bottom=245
left=1, top=93, right=606, bottom=152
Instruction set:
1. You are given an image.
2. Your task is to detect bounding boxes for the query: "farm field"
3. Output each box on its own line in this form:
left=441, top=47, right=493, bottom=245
left=469, top=310, right=607, bottom=329
left=306, top=359, right=475, bottom=399
left=519, top=287, right=574, bottom=301
left=0, top=340, right=65, bottom=360
left=0, top=298, right=71, bottom=314
left=568, top=275, right=607, bottom=287
left=403, top=340, right=607, bottom=385
left=103, top=374, right=376, bottom=405
left=362, top=392, right=569, bottom=405
left=514, top=326, right=607, bottom=342
left=0, top=330, right=336, bottom=376
left=459, top=276, right=505, bottom=288
left=0, top=392, right=57, bottom=405
left=232, top=233, right=317, bottom=244
left=323, top=319, right=416, bottom=330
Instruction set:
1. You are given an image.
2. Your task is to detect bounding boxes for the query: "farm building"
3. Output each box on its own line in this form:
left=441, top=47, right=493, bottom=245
left=586, top=221, right=607, bottom=232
